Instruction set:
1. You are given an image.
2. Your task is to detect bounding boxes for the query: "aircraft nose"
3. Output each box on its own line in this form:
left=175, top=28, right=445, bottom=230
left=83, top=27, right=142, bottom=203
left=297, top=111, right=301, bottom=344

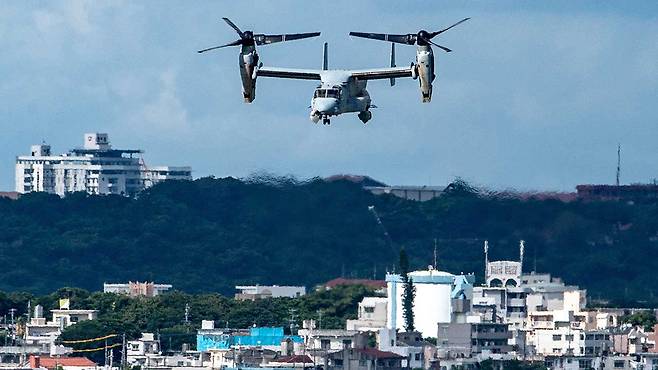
left=314, top=98, right=339, bottom=114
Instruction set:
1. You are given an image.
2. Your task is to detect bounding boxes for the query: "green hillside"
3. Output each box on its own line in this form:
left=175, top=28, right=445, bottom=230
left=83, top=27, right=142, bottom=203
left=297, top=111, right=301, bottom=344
left=1, top=176, right=657, bottom=306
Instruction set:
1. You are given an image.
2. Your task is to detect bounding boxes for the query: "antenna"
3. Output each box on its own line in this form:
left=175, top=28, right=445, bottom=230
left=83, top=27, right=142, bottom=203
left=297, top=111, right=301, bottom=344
left=519, top=240, right=525, bottom=272
left=433, top=238, right=438, bottom=269
left=484, top=240, right=489, bottom=283
left=616, top=144, right=621, bottom=186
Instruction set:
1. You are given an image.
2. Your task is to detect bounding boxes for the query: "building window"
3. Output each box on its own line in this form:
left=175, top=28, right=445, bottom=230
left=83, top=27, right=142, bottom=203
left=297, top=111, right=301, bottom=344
left=553, top=334, right=562, bottom=341
left=613, top=360, right=625, bottom=368
left=364, top=306, right=375, bottom=313
left=578, top=359, right=591, bottom=369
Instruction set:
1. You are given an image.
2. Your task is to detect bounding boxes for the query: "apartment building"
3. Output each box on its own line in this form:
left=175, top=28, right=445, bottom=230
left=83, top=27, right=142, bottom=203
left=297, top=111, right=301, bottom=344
left=16, top=133, right=191, bottom=197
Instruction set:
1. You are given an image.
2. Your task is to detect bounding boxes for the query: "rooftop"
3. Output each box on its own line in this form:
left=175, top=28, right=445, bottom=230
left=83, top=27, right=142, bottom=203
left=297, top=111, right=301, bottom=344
left=30, top=355, right=96, bottom=368
left=355, top=348, right=404, bottom=359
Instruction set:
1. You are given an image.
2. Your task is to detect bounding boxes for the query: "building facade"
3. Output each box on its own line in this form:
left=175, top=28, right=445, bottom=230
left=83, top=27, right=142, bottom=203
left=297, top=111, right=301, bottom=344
left=235, top=285, right=306, bottom=300
left=104, top=282, right=173, bottom=297
left=16, top=133, right=191, bottom=197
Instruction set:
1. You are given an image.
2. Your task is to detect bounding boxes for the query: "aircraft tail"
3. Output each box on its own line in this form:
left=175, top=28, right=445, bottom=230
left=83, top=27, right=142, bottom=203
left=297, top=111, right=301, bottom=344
left=322, top=42, right=328, bottom=70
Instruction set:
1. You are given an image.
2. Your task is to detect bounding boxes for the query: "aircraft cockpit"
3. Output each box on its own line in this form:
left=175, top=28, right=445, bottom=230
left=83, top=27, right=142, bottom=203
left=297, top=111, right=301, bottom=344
left=313, top=88, right=341, bottom=99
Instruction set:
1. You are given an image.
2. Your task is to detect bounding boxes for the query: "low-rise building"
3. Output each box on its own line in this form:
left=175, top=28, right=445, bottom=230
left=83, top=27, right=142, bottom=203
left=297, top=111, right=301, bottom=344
left=197, top=323, right=302, bottom=353
left=544, top=354, right=633, bottom=370
left=25, top=301, right=97, bottom=349
left=104, top=282, right=173, bottom=297
left=346, top=297, right=387, bottom=331
left=326, top=348, right=404, bottom=370
left=437, top=322, right=512, bottom=358
left=29, top=355, right=97, bottom=370
left=235, top=285, right=306, bottom=300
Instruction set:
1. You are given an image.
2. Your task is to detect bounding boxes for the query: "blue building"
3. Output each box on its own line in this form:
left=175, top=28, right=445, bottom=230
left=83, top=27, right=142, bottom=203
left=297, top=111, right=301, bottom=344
left=197, top=327, right=303, bottom=352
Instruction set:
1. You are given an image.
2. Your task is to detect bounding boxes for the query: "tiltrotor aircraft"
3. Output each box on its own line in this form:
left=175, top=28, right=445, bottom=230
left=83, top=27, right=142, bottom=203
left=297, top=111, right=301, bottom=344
left=199, top=17, right=469, bottom=125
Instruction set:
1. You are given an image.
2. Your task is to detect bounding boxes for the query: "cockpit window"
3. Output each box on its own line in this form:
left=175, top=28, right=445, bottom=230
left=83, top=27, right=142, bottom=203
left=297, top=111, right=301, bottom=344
left=314, top=88, right=340, bottom=99
left=326, top=89, right=339, bottom=98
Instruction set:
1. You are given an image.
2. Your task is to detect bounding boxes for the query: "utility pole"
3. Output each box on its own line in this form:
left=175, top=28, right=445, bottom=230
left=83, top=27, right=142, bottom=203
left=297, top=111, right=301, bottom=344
left=317, top=310, right=323, bottom=330
left=121, top=333, right=127, bottom=370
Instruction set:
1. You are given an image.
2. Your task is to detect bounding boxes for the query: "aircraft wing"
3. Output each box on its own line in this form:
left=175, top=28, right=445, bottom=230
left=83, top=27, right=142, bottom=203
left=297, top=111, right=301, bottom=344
left=257, top=67, right=321, bottom=80
left=350, top=66, right=413, bottom=81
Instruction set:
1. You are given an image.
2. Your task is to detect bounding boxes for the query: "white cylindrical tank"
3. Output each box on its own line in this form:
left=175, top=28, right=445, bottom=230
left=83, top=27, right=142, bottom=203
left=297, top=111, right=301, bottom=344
left=386, top=269, right=455, bottom=338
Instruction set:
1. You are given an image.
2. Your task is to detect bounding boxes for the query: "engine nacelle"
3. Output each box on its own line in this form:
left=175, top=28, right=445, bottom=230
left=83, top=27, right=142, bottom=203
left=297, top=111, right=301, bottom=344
left=415, top=46, right=434, bottom=103
left=411, top=63, right=418, bottom=80
left=239, top=49, right=259, bottom=103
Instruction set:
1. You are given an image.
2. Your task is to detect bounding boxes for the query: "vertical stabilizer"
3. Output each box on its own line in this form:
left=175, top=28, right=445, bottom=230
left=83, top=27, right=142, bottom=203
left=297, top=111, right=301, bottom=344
left=390, top=43, right=396, bottom=86
left=322, top=42, right=328, bottom=70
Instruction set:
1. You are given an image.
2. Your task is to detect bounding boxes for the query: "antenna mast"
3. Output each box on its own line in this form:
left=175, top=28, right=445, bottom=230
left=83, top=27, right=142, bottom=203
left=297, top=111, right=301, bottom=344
left=433, top=238, right=438, bottom=269
left=616, top=144, right=621, bottom=186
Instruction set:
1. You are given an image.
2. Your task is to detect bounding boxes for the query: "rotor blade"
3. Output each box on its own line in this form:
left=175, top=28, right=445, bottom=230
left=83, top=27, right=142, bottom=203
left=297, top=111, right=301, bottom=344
left=430, top=17, right=470, bottom=38
left=222, top=17, right=244, bottom=38
left=197, top=39, right=242, bottom=53
left=421, top=37, right=452, bottom=52
left=254, top=32, right=321, bottom=45
left=349, top=32, right=415, bottom=45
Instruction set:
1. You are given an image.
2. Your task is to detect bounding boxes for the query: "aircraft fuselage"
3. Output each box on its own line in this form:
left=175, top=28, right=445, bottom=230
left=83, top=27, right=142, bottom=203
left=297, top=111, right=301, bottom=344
left=310, top=72, right=373, bottom=124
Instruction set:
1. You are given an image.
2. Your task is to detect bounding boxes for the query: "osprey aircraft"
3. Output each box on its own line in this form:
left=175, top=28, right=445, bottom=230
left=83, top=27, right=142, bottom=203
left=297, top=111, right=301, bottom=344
left=199, top=18, right=469, bottom=125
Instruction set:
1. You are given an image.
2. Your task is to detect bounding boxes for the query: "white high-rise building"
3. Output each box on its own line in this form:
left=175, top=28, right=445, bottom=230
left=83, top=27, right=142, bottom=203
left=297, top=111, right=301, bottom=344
left=15, top=133, right=192, bottom=197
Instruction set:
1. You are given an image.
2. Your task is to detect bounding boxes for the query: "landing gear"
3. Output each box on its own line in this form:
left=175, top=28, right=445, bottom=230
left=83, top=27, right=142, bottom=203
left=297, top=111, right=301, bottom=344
left=322, top=116, right=331, bottom=125
left=358, top=110, right=372, bottom=124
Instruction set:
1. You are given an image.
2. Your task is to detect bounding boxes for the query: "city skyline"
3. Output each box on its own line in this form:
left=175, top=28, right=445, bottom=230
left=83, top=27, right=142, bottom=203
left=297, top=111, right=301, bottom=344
left=1, top=1, right=657, bottom=192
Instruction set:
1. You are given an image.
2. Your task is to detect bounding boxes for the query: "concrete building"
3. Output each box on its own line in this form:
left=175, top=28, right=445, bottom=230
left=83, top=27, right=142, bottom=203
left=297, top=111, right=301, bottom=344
left=386, top=268, right=475, bottom=338
left=346, top=297, right=387, bottom=331
left=15, top=133, right=191, bottom=197
left=235, top=285, right=306, bottom=300
left=104, top=282, right=173, bottom=297
left=326, top=348, right=404, bottom=370
left=544, top=354, right=633, bottom=370
left=437, top=322, right=512, bottom=358
left=365, top=186, right=444, bottom=202
left=197, top=323, right=303, bottom=353
left=25, top=301, right=97, bottom=349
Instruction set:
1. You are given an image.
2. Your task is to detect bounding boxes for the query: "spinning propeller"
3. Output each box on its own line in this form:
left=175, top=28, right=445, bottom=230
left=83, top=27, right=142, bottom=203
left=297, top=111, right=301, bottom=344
left=349, top=18, right=470, bottom=53
left=198, top=18, right=321, bottom=53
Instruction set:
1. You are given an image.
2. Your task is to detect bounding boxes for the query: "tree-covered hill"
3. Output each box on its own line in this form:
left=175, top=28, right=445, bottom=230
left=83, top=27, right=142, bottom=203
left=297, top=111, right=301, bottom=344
left=1, top=176, right=657, bottom=306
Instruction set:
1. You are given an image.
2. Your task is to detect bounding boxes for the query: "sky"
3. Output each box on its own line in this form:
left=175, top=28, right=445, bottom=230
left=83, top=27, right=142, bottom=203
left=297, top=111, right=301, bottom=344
left=1, top=1, right=657, bottom=192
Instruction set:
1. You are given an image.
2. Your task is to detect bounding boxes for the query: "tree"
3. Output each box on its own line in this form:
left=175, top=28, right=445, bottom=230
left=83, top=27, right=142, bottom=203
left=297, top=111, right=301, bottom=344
left=399, top=248, right=415, bottom=332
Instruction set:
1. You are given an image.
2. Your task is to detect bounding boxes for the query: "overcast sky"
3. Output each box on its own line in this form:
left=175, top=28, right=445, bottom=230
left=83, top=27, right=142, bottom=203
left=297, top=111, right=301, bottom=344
left=1, top=1, right=657, bottom=192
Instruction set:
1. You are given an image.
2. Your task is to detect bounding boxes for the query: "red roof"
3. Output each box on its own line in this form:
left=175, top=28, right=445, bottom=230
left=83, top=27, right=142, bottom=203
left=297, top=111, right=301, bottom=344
left=324, top=278, right=386, bottom=290
left=30, top=355, right=97, bottom=369
left=356, top=348, right=403, bottom=359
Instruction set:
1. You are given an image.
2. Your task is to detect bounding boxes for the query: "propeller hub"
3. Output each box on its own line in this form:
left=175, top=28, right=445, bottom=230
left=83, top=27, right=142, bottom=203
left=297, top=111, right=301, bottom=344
left=417, top=30, right=431, bottom=46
